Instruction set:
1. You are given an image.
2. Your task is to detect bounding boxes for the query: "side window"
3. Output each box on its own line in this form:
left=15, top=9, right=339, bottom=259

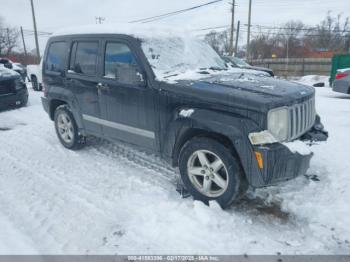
left=45, top=42, right=66, bottom=73
left=69, top=41, right=98, bottom=76
left=104, top=42, right=140, bottom=84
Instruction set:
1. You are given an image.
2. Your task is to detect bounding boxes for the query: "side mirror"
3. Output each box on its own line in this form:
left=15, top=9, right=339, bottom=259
left=136, top=71, right=147, bottom=87
left=114, top=64, right=147, bottom=87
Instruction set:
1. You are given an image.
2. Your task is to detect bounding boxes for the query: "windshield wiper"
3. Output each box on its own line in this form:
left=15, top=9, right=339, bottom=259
left=199, top=66, right=227, bottom=72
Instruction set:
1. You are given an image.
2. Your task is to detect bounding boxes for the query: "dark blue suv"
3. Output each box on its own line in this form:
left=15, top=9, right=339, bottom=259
left=41, top=25, right=328, bottom=208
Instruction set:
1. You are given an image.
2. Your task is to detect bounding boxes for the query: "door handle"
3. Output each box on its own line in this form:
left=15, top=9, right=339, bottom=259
left=97, top=83, right=110, bottom=92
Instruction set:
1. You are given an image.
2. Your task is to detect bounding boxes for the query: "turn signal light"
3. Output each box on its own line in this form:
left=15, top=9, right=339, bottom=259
left=254, top=151, right=264, bottom=169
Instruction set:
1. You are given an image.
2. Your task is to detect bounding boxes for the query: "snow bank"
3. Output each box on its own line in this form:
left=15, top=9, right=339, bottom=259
left=293, top=75, right=330, bottom=87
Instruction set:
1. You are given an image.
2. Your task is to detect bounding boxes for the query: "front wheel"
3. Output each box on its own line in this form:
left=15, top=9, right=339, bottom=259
left=179, top=137, right=246, bottom=209
left=54, top=105, right=85, bottom=150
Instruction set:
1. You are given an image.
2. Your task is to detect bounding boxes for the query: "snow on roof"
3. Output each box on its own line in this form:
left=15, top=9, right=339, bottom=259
left=52, top=23, right=190, bottom=38
left=0, top=66, right=20, bottom=78
left=337, top=68, right=350, bottom=73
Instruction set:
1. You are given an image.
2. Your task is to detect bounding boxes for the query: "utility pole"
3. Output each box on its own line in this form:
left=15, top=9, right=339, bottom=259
left=246, top=0, right=252, bottom=59
left=234, top=20, right=240, bottom=56
left=229, top=0, right=235, bottom=56
left=6, top=28, right=10, bottom=46
left=30, top=0, right=41, bottom=62
left=20, top=27, right=28, bottom=65
left=95, top=16, right=105, bottom=24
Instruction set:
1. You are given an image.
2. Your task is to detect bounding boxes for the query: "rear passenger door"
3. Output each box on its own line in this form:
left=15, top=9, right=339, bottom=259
left=98, top=39, right=156, bottom=150
left=67, top=39, right=102, bottom=136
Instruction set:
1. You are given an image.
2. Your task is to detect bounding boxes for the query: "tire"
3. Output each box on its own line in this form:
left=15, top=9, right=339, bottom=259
left=54, top=105, right=86, bottom=150
left=31, top=75, right=40, bottom=91
left=179, top=137, right=246, bottom=209
left=20, top=96, right=28, bottom=108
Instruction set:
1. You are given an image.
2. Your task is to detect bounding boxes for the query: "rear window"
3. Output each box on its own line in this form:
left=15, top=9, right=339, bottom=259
left=45, top=42, right=67, bottom=73
left=69, top=41, right=98, bottom=76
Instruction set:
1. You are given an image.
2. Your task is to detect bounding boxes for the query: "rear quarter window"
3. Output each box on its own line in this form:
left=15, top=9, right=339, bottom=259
left=45, top=41, right=67, bottom=73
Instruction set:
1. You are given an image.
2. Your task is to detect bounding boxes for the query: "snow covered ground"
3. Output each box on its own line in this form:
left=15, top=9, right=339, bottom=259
left=0, top=76, right=349, bottom=255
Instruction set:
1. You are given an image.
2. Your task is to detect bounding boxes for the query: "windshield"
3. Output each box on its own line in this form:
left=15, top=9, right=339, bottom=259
left=229, top=57, right=250, bottom=67
left=141, top=37, right=227, bottom=79
left=230, top=57, right=250, bottom=67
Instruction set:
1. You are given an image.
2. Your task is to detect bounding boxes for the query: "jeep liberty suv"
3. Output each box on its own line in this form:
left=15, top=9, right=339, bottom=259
left=41, top=25, right=328, bottom=208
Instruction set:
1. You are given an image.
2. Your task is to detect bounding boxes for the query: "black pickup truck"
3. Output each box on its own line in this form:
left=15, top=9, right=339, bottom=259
left=41, top=25, right=328, bottom=208
left=0, top=66, right=28, bottom=110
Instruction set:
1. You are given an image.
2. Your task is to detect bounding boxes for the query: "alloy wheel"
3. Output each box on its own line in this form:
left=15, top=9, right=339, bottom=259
left=187, top=150, right=229, bottom=197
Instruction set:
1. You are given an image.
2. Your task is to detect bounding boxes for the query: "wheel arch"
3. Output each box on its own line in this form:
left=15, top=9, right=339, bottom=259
left=49, top=99, right=67, bottom=120
left=172, top=127, right=241, bottom=167
left=163, top=108, right=265, bottom=187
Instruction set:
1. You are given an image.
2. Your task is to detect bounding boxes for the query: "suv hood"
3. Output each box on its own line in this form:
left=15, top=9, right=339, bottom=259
left=167, top=73, right=315, bottom=112
left=242, top=65, right=274, bottom=76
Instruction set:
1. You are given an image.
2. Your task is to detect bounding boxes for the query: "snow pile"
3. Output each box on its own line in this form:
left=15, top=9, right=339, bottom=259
left=0, top=67, right=20, bottom=78
left=293, top=75, right=330, bottom=87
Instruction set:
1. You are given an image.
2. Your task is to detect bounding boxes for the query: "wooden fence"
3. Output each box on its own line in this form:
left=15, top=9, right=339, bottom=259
left=249, top=58, right=332, bottom=77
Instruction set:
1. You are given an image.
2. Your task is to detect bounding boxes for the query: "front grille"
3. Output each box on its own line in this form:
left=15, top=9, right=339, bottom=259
left=0, top=80, right=16, bottom=96
left=288, top=96, right=316, bottom=140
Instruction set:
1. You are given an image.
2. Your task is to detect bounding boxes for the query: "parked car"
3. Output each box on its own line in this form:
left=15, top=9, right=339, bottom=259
left=0, top=65, right=28, bottom=110
left=27, top=61, right=43, bottom=91
left=0, top=58, right=26, bottom=81
left=41, top=25, right=328, bottom=208
left=333, top=68, right=350, bottom=95
left=223, top=56, right=275, bottom=77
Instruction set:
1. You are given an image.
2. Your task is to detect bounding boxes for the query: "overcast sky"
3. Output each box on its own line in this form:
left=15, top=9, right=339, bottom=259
left=0, top=0, right=348, bottom=52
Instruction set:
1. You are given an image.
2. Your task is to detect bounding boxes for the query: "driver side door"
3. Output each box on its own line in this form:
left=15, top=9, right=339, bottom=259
left=97, top=39, right=156, bottom=150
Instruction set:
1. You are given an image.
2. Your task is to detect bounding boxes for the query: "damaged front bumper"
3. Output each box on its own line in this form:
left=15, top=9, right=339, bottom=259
left=251, top=117, right=328, bottom=187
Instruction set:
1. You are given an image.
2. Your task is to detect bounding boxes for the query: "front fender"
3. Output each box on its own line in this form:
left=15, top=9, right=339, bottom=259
left=162, top=108, right=266, bottom=187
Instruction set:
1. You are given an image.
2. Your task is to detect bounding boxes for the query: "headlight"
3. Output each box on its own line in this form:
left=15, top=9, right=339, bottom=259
left=249, top=107, right=289, bottom=145
left=267, top=107, right=289, bottom=141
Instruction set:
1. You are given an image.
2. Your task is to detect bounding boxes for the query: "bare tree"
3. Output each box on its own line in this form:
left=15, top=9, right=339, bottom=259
left=204, top=30, right=230, bottom=55
left=249, top=31, right=278, bottom=59
left=0, top=17, right=20, bottom=56
left=277, top=21, right=306, bottom=58
left=304, top=12, right=349, bottom=51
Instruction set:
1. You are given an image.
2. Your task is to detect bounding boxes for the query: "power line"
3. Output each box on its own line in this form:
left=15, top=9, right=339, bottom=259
left=128, top=0, right=223, bottom=24
left=245, top=24, right=350, bottom=34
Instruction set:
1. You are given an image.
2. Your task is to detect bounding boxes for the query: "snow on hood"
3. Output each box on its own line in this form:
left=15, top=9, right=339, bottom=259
left=0, top=66, right=20, bottom=78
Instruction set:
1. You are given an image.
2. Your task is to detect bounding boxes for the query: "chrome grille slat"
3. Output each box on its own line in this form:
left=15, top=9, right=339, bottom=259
left=287, top=96, right=316, bottom=141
